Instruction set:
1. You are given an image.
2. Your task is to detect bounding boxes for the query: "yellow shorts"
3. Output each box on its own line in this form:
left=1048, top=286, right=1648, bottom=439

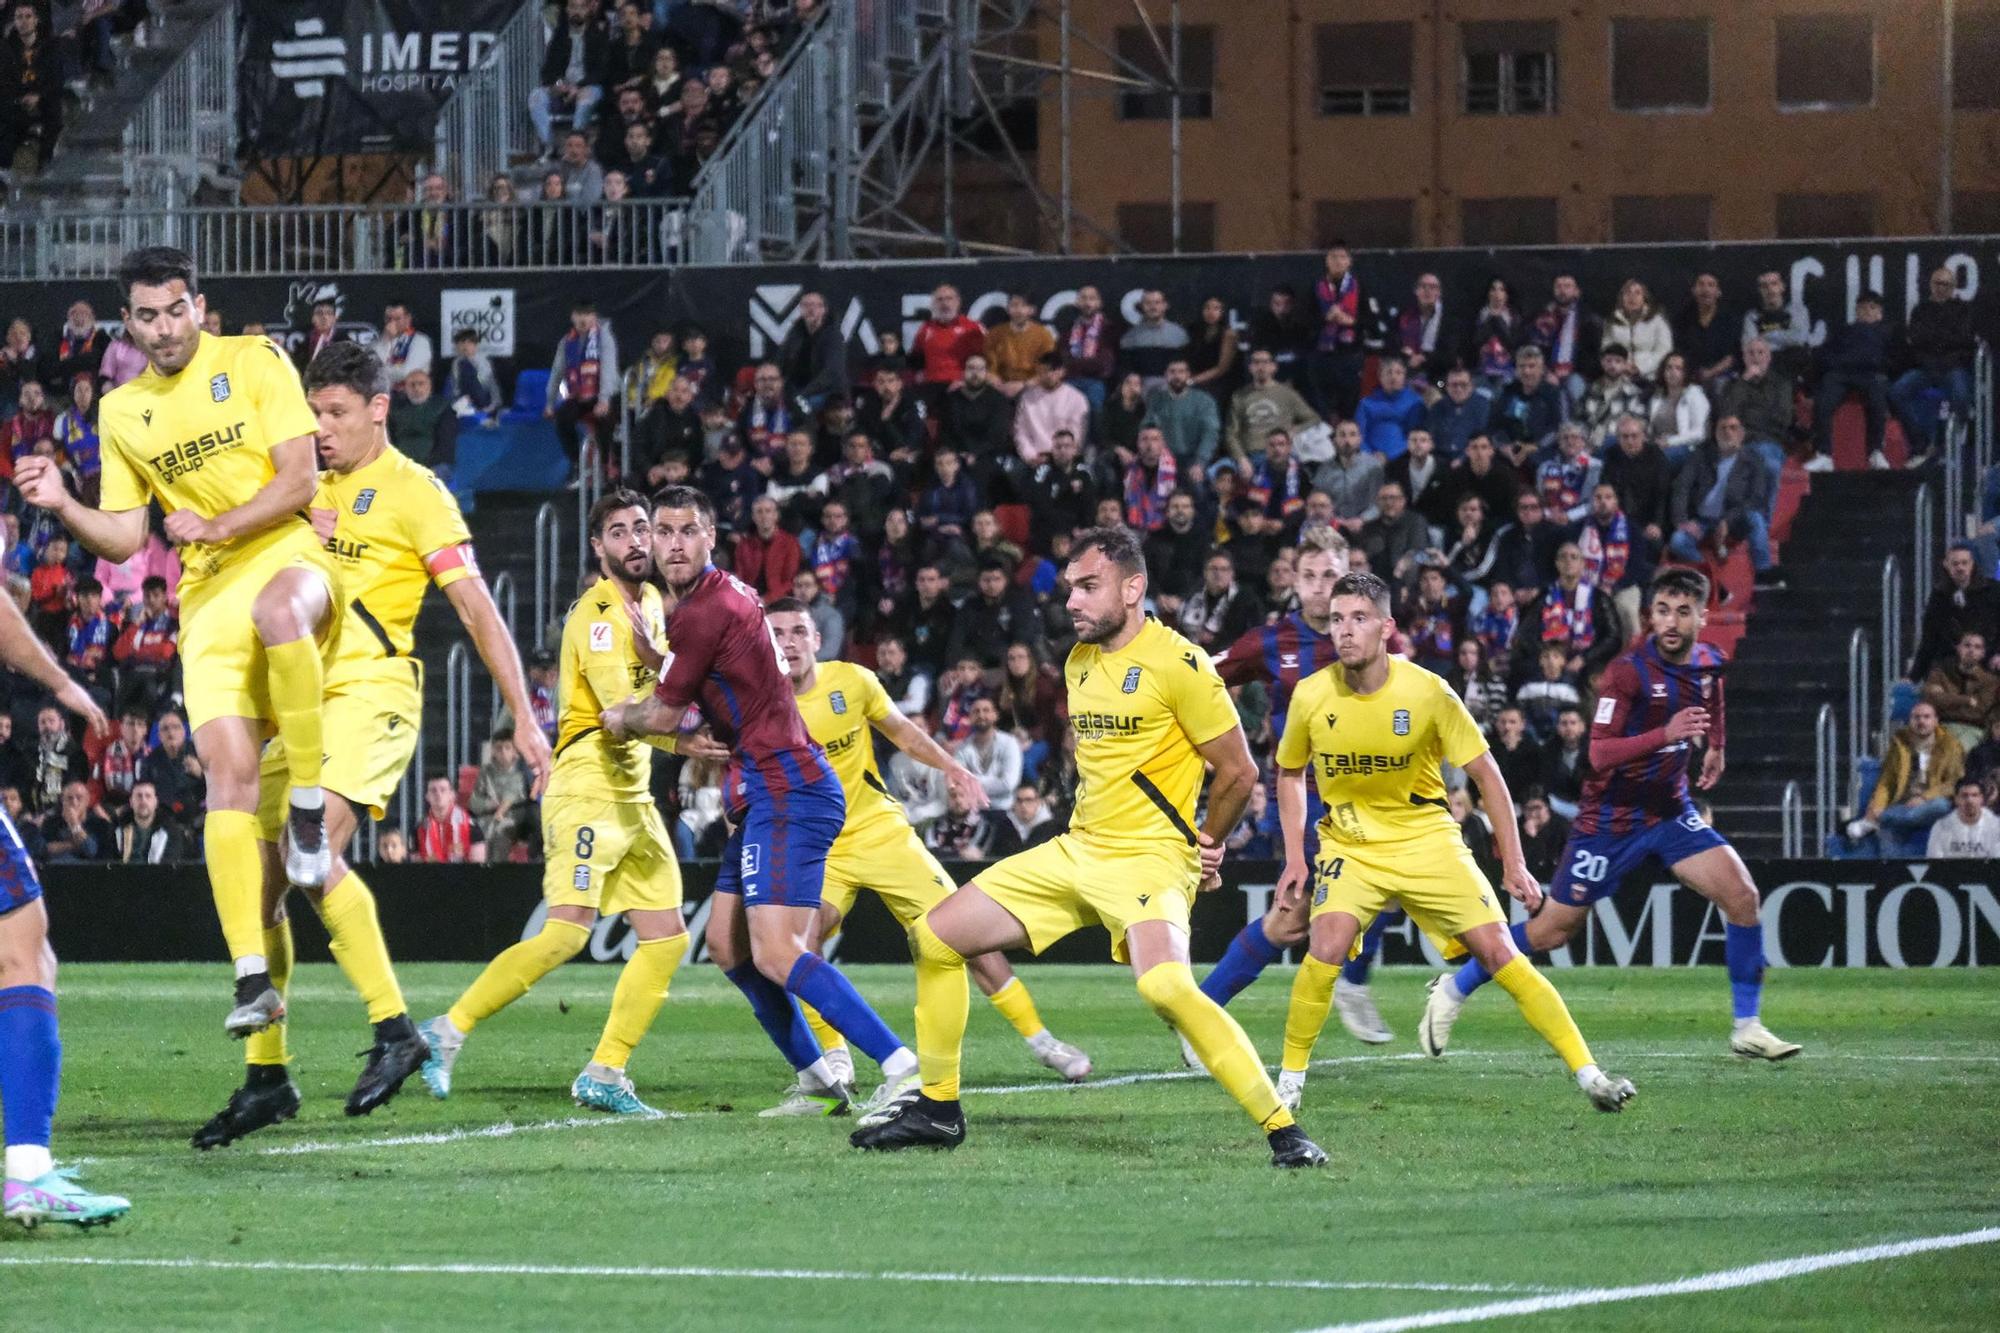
left=1311, top=838, right=1502, bottom=957
left=255, top=675, right=423, bottom=836
left=179, top=526, right=340, bottom=732
left=972, top=831, right=1197, bottom=964
left=541, top=792, right=683, bottom=917
left=822, top=823, right=955, bottom=928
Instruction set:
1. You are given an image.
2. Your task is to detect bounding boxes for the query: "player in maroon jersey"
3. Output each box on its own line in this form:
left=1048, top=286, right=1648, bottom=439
left=1419, top=566, right=1801, bottom=1061
left=601, top=486, right=932, bottom=1117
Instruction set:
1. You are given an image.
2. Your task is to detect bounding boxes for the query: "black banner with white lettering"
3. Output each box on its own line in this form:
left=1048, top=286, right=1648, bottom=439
left=238, top=0, right=516, bottom=156
left=39, top=860, right=2000, bottom=968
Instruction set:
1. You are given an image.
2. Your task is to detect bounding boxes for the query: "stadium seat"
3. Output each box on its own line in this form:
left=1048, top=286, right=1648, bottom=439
left=994, top=503, right=1031, bottom=549
left=457, top=764, right=479, bottom=806
left=1854, top=756, right=1883, bottom=811
left=502, top=370, right=550, bottom=424
left=1771, top=462, right=1809, bottom=547
left=1827, top=401, right=1911, bottom=471
left=847, top=640, right=877, bottom=669
left=1887, top=681, right=1917, bottom=725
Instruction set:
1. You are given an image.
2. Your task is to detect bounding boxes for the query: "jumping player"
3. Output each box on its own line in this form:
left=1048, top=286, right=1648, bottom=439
left=1419, top=567, right=1801, bottom=1062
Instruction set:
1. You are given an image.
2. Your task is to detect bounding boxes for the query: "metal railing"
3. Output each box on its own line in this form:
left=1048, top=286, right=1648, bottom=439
left=445, top=641, right=475, bottom=778
left=1913, top=482, right=1935, bottom=616
left=489, top=570, right=518, bottom=725
left=1846, top=625, right=1871, bottom=805
left=430, top=1, right=544, bottom=205
left=1978, top=343, right=1995, bottom=482
left=1780, top=780, right=1804, bottom=858
left=574, top=440, right=605, bottom=589
left=1880, top=554, right=1904, bottom=697
left=1813, top=703, right=1836, bottom=853
left=122, top=2, right=237, bottom=206
left=393, top=714, right=428, bottom=839
left=533, top=502, right=560, bottom=650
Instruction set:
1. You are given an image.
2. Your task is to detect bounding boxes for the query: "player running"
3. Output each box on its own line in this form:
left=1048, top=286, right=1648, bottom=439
left=849, top=526, right=1327, bottom=1167
left=1419, top=567, right=1801, bottom=1062
left=600, top=487, right=924, bottom=1116
left=193, top=342, right=553, bottom=1148
left=1201, top=525, right=1401, bottom=1047
left=1274, top=571, right=1635, bottom=1114
left=760, top=596, right=1090, bottom=1116
left=423, top=490, right=713, bottom=1114
left=0, top=560, right=129, bottom=1228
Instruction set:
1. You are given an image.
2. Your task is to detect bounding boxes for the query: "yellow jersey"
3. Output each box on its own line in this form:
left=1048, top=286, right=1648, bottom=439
left=98, top=332, right=320, bottom=587
left=317, top=444, right=475, bottom=695
left=794, top=660, right=905, bottom=842
left=551, top=575, right=669, bottom=803
left=1277, top=656, right=1488, bottom=850
left=1064, top=617, right=1240, bottom=852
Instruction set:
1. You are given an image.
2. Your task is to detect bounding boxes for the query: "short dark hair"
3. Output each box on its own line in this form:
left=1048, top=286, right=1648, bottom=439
left=304, top=340, right=389, bottom=401
left=1330, top=570, right=1392, bottom=613
left=117, top=245, right=197, bottom=298
left=652, top=484, right=716, bottom=529
left=75, top=576, right=102, bottom=597
left=313, top=299, right=338, bottom=313
left=1648, top=566, right=1711, bottom=606
left=1600, top=342, right=1630, bottom=359
left=490, top=725, right=514, bottom=743
left=120, top=705, right=149, bottom=723
left=454, top=328, right=479, bottom=344
left=573, top=299, right=596, bottom=314
left=1857, top=290, right=1885, bottom=306
left=765, top=596, right=809, bottom=615
left=141, top=574, right=167, bottom=594
left=588, top=487, right=651, bottom=538
left=1068, top=525, right=1146, bottom=582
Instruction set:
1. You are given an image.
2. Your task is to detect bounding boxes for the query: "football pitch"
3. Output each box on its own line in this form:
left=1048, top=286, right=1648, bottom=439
left=4, top=963, right=1996, bottom=1331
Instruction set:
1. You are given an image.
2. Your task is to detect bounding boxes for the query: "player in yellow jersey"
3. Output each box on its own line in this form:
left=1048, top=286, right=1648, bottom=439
left=851, top=526, right=1327, bottom=1167
left=15, top=247, right=337, bottom=1041
left=191, top=343, right=553, bottom=1148
left=421, top=489, right=720, bottom=1115
left=1271, top=571, right=1635, bottom=1114
left=758, top=597, right=1091, bottom=1117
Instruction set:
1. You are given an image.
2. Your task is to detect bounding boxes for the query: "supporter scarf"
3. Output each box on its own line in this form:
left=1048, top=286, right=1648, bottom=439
left=811, top=531, right=859, bottom=598
left=1124, top=452, right=1178, bottom=532
left=1315, top=273, right=1359, bottom=350
left=560, top=326, right=602, bottom=403
left=1537, top=454, right=1591, bottom=516
left=1540, top=581, right=1598, bottom=651
left=58, top=328, right=97, bottom=361
left=1577, top=513, right=1630, bottom=589
left=1065, top=311, right=1104, bottom=363
left=1249, top=455, right=1304, bottom=516
left=1473, top=605, right=1517, bottom=660
left=1405, top=598, right=1456, bottom=668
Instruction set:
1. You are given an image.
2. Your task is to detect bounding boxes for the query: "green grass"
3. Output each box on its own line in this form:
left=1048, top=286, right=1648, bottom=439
left=5, top=963, right=1997, bottom=1331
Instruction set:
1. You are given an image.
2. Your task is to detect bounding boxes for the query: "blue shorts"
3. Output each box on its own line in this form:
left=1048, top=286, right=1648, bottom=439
left=1548, top=806, right=1730, bottom=907
left=0, top=810, right=42, bottom=915
left=712, top=768, right=846, bottom=910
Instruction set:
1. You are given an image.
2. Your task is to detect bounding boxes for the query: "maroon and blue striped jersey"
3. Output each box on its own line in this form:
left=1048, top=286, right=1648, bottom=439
left=1214, top=611, right=1336, bottom=739
left=1575, top=638, right=1727, bottom=835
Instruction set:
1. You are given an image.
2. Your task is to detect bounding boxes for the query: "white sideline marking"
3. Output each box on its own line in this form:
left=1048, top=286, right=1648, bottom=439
left=966, top=1051, right=1428, bottom=1096
left=0, top=1253, right=1553, bottom=1295
left=257, top=1112, right=681, bottom=1156
left=1296, top=1226, right=2000, bottom=1333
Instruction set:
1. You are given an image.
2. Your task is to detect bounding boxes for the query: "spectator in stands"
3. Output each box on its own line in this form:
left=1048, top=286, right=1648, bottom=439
left=788, top=569, right=843, bottom=660
left=1514, top=542, right=1621, bottom=685
left=698, top=432, right=761, bottom=536
left=1226, top=347, right=1318, bottom=467
left=588, top=168, right=646, bottom=271
left=1446, top=636, right=1506, bottom=732
left=1920, top=629, right=1999, bottom=751
left=1913, top=544, right=2000, bottom=680
left=401, top=172, right=462, bottom=270
left=1242, top=283, right=1311, bottom=389
left=874, top=634, right=929, bottom=719
left=734, top=361, right=791, bottom=463
left=550, top=130, right=606, bottom=205
left=1646, top=353, right=1710, bottom=467
left=1441, top=491, right=1499, bottom=589
left=1928, top=775, right=2000, bottom=858
left=1399, top=562, right=1462, bottom=672
left=628, top=329, right=677, bottom=410
left=97, top=327, right=143, bottom=392
left=25, top=704, right=80, bottom=822
left=387, top=369, right=457, bottom=476
left=1849, top=701, right=1963, bottom=854
left=808, top=499, right=861, bottom=613
left=924, top=781, right=992, bottom=861
left=855, top=360, right=925, bottom=467
left=917, top=445, right=980, bottom=559
left=1142, top=491, right=1208, bottom=615
left=983, top=294, right=1055, bottom=396
left=890, top=563, right=956, bottom=677
left=1122, top=427, right=1179, bottom=533
left=937, top=353, right=1010, bottom=482
left=1359, top=480, right=1429, bottom=585
left=1441, top=433, right=1521, bottom=527
left=3, top=376, right=52, bottom=467
left=1024, top=429, right=1100, bottom=544
left=110, top=573, right=174, bottom=711
left=1539, top=705, right=1589, bottom=820
left=470, top=729, right=538, bottom=863
left=1890, top=266, right=1978, bottom=466
left=827, top=431, right=896, bottom=541
left=1529, top=273, right=1602, bottom=406
left=606, top=118, right=672, bottom=198
left=1308, top=245, right=1365, bottom=417
left=1576, top=481, right=1652, bottom=637
left=931, top=656, right=986, bottom=745
left=1058, top=283, right=1118, bottom=411
left=766, top=429, right=828, bottom=533
left=61, top=573, right=111, bottom=702
left=1743, top=269, right=1812, bottom=382
left=1314, top=419, right=1381, bottom=536
left=1605, top=280, right=1673, bottom=383
left=1491, top=344, right=1565, bottom=463
left=1468, top=277, right=1522, bottom=389
left=139, top=710, right=201, bottom=823
left=967, top=508, right=1023, bottom=574
left=1599, top=414, right=1669, bottom=547
left=50, top=300, right=104, bottom=387
left=375, top=827, right=409, bottom=865
left=1119, top=289, right=1190, bottom=391
left=1354, top=356, right=1425, bottom=460
left=1577, top=344, right=1650, bottom=449
left=1673, top=272, right=1737, bottom=388
left=442, top=329, right=501, bottom=431
left=986, top=782, right=1058, bottom=858
left=1536, top=422, right=1600, bottom=524
left=605, top=2, right=658, bottom=92
left=1177, top=550, right=1262, bottom=650
left=1716, top=335, right=1799, bottom=482
left=777, top=291, right=846, bottom=413
left=954, top=696, right=1022, bottom=804
left=0, top=315, right=41, bottom=409
left=1186, top=295, right=1240, bottom=407
left=1669, top=414, right=1783, bottom=590
left=638, top=374, right=702, bottom=487
left=1424, top=366, right=1490, bottom=464
left=547, top=300, right=618, bottom=478
left=1388, top=272, right=1458, bottom=390
left=374, top=303, right=434, bottom=391
left=1517, top=793, right=1570, bottom=883
left=531, top=0, right=611, bottom=154
left=115, top=779, right=184, bottom=864
left=28, top=532, right=72, bottom=643
left=1386, top=427, right=1449, bottom=529
left=911, top=284, right=986, bottom=402
left=0, top=2, right=62, bottom=176
left=1099, top=371, right=1148, bottom=459
left=1813, top=291, right=1893, bottom=471
left=1013, top=353, right=1088, bottom=471
left=42, top=780, right=110, bottom=861
left=947, top=558, right=1040, bottom=669
left=1488, top=704, right=1542, bottom=800
left=734, top=495, right=800, bottom=599
left=416, top=775, right=477, bottom=863
left=292, top=299, right=349, bottom=375
left=1144, top=357, right=1220, bottom=469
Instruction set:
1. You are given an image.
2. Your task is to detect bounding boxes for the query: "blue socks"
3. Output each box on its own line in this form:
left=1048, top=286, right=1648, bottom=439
left=723, top=963, right=823, bottom=1072
left=1341, top=914, right=1395, bottom=985
left=1199, top=921, right=1286, bottom=1005
left=786, top=954, right=905, bottom=1066
left=0, top=985, right=60, bottom=1157
left=1725, top=922, right=1765, bottom=1021
left=1451, top=921, right=1534, bottom=998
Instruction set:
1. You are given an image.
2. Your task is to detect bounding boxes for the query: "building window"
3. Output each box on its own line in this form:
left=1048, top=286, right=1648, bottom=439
left=1611, top=195, right=1713, bottom=243
left=1460, top=197, right=1559, bottom=247
left=1775, top=192, right=1875, bottom=239
left=1316, top=23, right=1413, bottom=116
left=1462, top=21, right=1557, bottom=115
left=1312, top=199, right=1415, bottom=250
left=1115, top=25, right=1215, bottom=121
left=1954, top=13, right=2000, bottom=110
left=1611, top=18, right=1710, bottom=111
left=1775, top=15, right=1873, bottom=109
left=1116, top=202, right=1217, bottom=254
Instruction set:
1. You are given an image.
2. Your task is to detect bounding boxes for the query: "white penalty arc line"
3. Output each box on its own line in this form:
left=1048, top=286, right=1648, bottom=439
left=0, top=1253, right=1552, bottom=1296
left=1297, top=1226, right=2000, bottom=1333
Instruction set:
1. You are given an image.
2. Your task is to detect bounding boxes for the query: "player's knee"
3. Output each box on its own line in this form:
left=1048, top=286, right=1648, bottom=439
left=1722, top=880, right=1761, bottom=925
left=1133, top=960, right=1200, bottom=1018
left=911, top=916, right=966, bottom=970
left=535, top=918, right=592, bottom=966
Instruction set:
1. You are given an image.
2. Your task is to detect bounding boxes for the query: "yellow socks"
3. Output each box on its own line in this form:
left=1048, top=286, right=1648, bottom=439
left=265, top=636, right=325, bottom=791
left=312, top=872, right=407, bottom=1023
left=986, top=976, right=1047, bottom=1040
left=911, top=918, right=969, bottom=1100
left=1493, top=955, right=1594, bottom=1073
left=801, top=1003, right=847, bottom=1059
left=447, top=919, right=591, bottom=1034
left=205, top=810, right=269, bottom=966
left=244, top=919, right=294, bottom=1067
left=1136, top=961, right=1293, bottom=1131
left=1281, top=953, right=1341, bottom=1073
left=591, top=933, right=690, bottom=1069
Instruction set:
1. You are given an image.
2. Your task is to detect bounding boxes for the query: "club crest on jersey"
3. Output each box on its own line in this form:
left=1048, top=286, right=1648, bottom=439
left=1651, top=684, right=1668, bottom=699
left=830, top=690, right=848, bottom=715
left=1121, top=666, right=1142, bottom=694
left=1392, top=709, right=1411, bottom=736
left=572, top=865, right=591, bottom=891
left=1700, top=676, right=1713, bottom=699
left=352, top=488, right=377, bottom=515
left=209, top=373, right=230, bottom=402
left=1281, top=654, right=1298, bottom=670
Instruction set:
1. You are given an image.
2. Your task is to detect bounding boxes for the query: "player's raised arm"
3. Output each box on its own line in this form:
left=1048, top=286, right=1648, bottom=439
left=0, top=573, right=108, bottom=738
left=443, top=573, right=552, bottom=796
left=13, top=455, right=147, bottom=561
left=874, top=705, right=988, bottom=813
